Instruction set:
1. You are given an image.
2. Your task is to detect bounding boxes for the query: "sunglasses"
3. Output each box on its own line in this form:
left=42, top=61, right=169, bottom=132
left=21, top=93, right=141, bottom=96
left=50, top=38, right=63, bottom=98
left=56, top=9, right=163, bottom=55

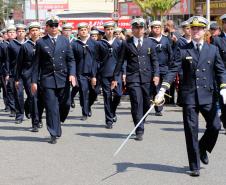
left=49, top=23, right=59, bottom=28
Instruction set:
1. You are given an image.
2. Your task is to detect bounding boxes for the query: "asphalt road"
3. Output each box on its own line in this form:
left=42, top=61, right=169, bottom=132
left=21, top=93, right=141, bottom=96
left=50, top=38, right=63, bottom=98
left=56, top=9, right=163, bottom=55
left=0, top=96, right=225, bottom=185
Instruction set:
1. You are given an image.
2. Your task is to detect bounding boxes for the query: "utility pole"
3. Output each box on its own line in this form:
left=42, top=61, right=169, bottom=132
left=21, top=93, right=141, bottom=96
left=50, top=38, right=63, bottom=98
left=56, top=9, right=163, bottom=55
left=113, top=0, right=119, bottom=26
left=35, top=0, right=39, bottom=21
left=206, top=0, right=210, bottom=26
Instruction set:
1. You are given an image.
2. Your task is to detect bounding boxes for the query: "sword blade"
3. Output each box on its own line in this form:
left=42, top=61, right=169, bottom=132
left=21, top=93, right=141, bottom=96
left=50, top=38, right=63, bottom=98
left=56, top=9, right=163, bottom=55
left=113, top=104, right=155, bottom=157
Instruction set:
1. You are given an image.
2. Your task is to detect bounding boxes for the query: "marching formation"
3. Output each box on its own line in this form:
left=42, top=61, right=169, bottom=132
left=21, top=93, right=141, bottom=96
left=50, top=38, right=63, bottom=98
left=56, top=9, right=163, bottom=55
left=0, top=14, right=226, bottom=177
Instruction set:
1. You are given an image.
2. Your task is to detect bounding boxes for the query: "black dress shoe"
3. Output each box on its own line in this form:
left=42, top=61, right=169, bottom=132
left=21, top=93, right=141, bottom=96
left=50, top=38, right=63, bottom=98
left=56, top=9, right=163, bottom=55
left=105, top=123, right=113, bottom=129
left=88, top=110, right=92, bottom=117
left=135, top=133, right=143, bottom=141
left=190, top=170, right=200, bottom=177
left=15, top=120, right=22, bottom=124
left=155, top=112, right=163, bottom=116
left=71, top=100, right=75, bottom=108
left=81, top=116, right=88, bottom=121
left=48, top=136, right=57, bottom=144
left=26, top=113, right=31, bottom=119
left=38, top=121, right=43, bottom=128
left=113, top=115, right=117, bottom=122
left=200, top=149, right=209, bottom=165
left=31, top=126, right=39, bottom=132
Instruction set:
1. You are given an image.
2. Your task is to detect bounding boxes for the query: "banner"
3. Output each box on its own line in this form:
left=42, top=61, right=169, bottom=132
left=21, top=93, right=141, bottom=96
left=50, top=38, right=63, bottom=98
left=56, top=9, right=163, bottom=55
left=30, top=0, right=69, bottom=10
left=59, top=18, right=132, bottom=30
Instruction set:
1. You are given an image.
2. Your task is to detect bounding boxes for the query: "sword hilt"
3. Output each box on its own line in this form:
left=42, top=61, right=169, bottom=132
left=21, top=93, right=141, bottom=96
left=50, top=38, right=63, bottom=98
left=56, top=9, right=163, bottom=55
left=152, top=93, right=172, bottom=107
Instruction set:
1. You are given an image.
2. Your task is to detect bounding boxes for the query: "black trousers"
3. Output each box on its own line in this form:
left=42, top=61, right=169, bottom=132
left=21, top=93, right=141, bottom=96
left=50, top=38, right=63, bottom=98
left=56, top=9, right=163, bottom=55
left=101, top=77, right=122, bottom=125
left=14, top=79, right=24, bottom=121
left=6, top=78, right=16, bottom=113
left=22, top=77, right=44, bottom=127
left=71, top=86, right=79, bottom=101
left=43, top=84, right=71, bottom=137
left=219, top=96, right=226, bottom=128
left=182, top=103, right=221, bottom=171
left=128, top=82, right=151, bottom=135
left=0, top=76, right=9, bottom=110
left=78, top=75, right=97, bottom=116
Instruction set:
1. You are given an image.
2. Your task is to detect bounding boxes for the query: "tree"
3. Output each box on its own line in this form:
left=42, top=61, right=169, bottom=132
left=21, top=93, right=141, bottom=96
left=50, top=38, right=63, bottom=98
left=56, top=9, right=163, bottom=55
left=133, top=0, right=180, bottom=19
left=0, top=0, right=4, bottom=29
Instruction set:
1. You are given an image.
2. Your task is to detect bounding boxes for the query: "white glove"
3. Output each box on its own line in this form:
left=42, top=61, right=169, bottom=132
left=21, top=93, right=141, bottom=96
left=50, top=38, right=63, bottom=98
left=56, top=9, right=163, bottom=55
left=220, top=89, right=226, bottom=104
left=154, top=88, right=166, bottom=105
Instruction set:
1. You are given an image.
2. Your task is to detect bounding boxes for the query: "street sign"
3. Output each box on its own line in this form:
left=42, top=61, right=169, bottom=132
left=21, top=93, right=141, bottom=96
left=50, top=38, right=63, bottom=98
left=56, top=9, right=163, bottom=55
left=111, top=11, right=120, bottom=21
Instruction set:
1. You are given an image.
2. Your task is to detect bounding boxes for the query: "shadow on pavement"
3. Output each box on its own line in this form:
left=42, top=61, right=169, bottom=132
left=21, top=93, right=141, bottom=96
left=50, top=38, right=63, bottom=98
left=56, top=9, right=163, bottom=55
left=62, top=123, right=105, bottom=128
left=115, top=112, right=131, bottom=115
left=102, top=162, right=189, bottom=181
left=76, top=132, right=134, bottom=139
left=0, top=118, right=16, bottom=123
left=0, top=126, right=30, bottom=131
left=145, top=120, right=183, bottom=125
left=66, top=116, right=84, bottom=120
left=0, top=136, right=48, bottom=142
left=161, top=127, right=205, bottom=133
left=0, top=113, right=11, bottom=116
left=165, top=109, right=182, bottom=112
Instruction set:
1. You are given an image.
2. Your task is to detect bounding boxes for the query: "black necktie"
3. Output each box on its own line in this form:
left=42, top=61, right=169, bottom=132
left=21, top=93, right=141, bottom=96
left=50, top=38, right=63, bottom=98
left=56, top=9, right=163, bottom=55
left=137, top=39, right=142, bottom=50
left=196, top=43, right=201, bottom=57
left=52, top=38, right=56, bottom=47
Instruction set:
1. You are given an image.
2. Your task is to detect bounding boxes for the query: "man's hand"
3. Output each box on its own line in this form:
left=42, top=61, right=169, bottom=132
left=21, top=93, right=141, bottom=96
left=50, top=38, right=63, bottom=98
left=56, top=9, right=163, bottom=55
left=153, top=76, right=160, bottom=86
left=69, top=75, right=76, bottom=87
left=154, top=88, right=166, bottom=105
left=5, top=75, right=9, bottom=82
left=31, top=83, right=38, bottom=95
left=111, top=80, right=118, bottom=90
left=91, top=77, right=97, bottom=88
left=122, top=74, right=126, bottom=85
left=220, top=89, right=226, bottom=104
left=15, top=81, right=19, bottom=90
left=171, top=34, right=178, bottom=42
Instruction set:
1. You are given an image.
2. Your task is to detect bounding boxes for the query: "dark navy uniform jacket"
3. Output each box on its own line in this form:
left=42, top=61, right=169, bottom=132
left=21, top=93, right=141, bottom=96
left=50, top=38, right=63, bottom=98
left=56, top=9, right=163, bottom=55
left=16, top=39, right=36, bottom=81
left=177, top=36, right=191, bottom=48
left=0, top=41, right=9, bottom=76
left=98, top=37, right=123, bottom=78
left=211, top=32, right=226, bottom=67
left=162, top=42, right=226, bottom=105
left=32, top=35, right=76, bottom=89
left=6, top=39, right=24, bottom=77
left=71, top=37, right=98, bottom=77
left=114, top=37, right=159, bottom=83
left=149, top=35, right=173, bottom=75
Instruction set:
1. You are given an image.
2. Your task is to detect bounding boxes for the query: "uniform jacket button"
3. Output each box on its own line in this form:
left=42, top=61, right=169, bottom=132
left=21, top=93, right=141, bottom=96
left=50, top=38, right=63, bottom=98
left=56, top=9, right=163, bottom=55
left=196, top=69, right=199, bottom=72
left=202, top=69, right=206, bottom=72
left=197, top=86, right=199, bottom=89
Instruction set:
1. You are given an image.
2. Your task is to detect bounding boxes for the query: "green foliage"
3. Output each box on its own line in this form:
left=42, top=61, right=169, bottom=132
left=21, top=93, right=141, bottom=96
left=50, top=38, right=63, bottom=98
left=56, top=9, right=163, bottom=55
left=133, top=0, right=180, bottom=18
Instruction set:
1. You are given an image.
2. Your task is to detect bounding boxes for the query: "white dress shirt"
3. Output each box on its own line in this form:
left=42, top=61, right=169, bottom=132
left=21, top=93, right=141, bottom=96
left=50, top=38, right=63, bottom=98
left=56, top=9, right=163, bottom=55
left=133, top=36, right=143, bottom=47
left=48, top=34, right=58, bottom=43
left=192, top=40, right=204, bottom=51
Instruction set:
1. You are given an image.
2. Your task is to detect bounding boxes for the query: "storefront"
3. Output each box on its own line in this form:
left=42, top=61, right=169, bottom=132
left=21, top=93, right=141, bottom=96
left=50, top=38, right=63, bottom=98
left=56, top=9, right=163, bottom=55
left=194, top=0, right=226, bottom=22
